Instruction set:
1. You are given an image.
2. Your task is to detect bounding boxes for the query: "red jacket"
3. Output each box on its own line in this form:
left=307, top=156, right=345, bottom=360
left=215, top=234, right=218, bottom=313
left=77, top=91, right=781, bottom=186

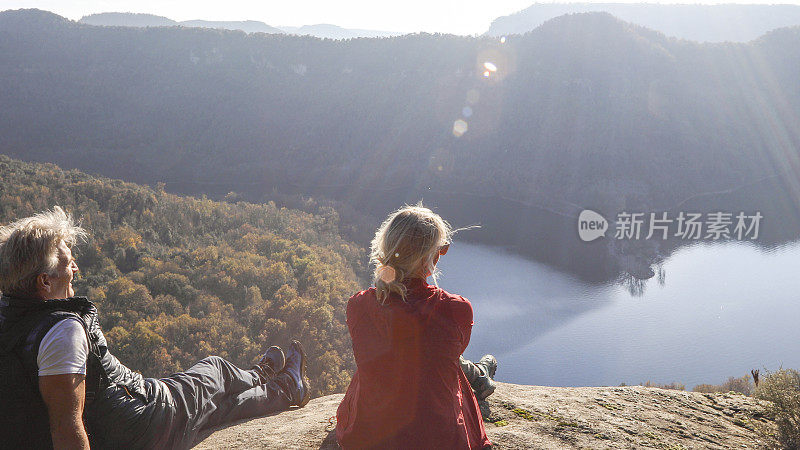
left=336, top=278, right=491, bottom=449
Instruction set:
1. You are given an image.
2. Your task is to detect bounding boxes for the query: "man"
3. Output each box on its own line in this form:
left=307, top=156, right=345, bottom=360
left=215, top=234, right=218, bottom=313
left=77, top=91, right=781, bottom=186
left=0, top=207, right=310, bottom=449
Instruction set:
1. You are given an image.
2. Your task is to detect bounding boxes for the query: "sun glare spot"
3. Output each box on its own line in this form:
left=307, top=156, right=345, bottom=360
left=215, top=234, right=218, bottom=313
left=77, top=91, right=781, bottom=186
left=378, top=265, right=396, bottom=283
left=500, top=36, right=506, bottom=44
left=477, top=48, right=513, bottom=82
left=453, top=119, right=468, bottom=137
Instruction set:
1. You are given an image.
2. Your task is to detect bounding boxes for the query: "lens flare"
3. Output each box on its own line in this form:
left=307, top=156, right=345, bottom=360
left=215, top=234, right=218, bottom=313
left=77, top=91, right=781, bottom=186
left=453, top=119, right=468, bottom=137
left=378, top=265, right=396, bottom=283
left=477, top=47, right=514, bottom=82
left=500, top=36, right=506, bottom=43
left=462, top=106, right=473, bottom=118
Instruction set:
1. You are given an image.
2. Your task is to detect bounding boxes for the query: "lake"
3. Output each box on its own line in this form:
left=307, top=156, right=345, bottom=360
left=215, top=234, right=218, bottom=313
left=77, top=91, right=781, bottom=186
left=437, top=240, right=800, bottom=389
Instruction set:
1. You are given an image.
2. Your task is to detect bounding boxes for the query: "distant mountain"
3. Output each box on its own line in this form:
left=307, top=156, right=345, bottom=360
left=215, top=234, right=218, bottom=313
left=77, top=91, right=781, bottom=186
left=180, top=20, right=283, bottom=34
left=487, top=3, right=800, bottom=42
left=79, top=12, right=282, bottom=34
left=76, top=12, right=393, bottom=37
left=80, top=12, right=176, bottom=27
left=2, top=8, right=800, bottom=276
left=280, top=24, right=403, bottom=39
left=0, top=8, right=70, bottom=28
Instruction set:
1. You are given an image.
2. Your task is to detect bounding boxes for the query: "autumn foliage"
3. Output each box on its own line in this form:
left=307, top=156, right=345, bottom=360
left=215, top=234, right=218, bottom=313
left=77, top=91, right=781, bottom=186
left=0, top=156, right=366, bottom=396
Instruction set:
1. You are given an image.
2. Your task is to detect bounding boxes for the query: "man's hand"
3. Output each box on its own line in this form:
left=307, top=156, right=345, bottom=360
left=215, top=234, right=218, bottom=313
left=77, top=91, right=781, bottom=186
left=39, top=373, right=90, bottom=450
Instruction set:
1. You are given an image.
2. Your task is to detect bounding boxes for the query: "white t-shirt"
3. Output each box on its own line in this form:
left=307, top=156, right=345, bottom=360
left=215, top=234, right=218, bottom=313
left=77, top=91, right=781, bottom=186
left=37, top=318, right=89, bottom=376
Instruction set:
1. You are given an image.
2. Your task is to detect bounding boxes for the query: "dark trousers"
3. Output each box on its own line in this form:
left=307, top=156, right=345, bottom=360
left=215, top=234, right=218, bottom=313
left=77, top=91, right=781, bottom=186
left=158, top=356, right=290, bottom=449
left=460, top=355, right=482, bottom=389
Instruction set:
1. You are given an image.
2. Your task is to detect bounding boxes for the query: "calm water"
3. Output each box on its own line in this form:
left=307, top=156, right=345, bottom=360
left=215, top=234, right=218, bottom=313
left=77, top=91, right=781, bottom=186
left=437, top=240, right=800, bottom=389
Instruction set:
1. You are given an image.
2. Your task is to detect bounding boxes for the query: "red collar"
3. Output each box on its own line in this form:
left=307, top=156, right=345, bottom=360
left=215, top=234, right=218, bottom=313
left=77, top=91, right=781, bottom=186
left=403, top=277, right=430, bottom=291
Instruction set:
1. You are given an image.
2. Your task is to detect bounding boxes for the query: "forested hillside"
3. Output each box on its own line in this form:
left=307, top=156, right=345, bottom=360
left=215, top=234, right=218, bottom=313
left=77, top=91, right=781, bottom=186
left=0, top=156, right=366, bottom=396
left=1, top=8, right=799, bottom=274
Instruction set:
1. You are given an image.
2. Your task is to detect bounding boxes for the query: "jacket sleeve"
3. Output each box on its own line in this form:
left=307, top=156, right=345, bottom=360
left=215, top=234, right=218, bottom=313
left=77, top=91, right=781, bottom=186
left=345, top=292, right=361, bottom=333
left=451, top=296, right=474, bottom=357
left=430, top=295, right=473, bottom=361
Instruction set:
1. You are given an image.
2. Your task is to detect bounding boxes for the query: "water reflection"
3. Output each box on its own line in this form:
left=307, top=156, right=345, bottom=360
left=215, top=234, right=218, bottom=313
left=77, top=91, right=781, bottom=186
left=441, top=240, right=800, bottom=389
left=437, top=243, right=615, bottom=356
left=617, top=263, right=665, bottom=297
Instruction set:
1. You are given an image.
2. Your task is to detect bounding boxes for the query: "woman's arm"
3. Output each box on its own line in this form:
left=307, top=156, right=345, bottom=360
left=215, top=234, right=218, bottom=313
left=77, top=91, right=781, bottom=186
left=452, top=296, right=474, bottom=356
left=431, top=294, right=474, bottom=360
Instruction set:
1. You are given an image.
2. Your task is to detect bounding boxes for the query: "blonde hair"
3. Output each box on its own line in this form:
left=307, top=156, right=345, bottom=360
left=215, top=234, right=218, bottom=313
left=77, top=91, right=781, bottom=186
left=370, top=203, right=454, bottom=304
left=0, top=206, right=86, bottom=298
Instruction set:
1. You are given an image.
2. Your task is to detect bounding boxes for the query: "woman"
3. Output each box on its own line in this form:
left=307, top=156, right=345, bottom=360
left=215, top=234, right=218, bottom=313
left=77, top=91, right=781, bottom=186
left=336, top=204, right=492, bottom=449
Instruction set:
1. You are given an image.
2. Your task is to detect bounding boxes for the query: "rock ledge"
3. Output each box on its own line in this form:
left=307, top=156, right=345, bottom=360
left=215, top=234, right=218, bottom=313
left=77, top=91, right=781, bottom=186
left=195, top=382, right=773, bottom=448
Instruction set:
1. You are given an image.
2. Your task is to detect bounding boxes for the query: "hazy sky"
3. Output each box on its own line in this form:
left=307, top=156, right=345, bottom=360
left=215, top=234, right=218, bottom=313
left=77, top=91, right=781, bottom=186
left=1, top=0, right=799, bottom=34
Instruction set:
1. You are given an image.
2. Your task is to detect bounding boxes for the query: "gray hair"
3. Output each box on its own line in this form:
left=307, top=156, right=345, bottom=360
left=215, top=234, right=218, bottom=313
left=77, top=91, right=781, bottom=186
left=0, top=206, right=86, bottom=298
left=370, top=203, right=453, bottom=304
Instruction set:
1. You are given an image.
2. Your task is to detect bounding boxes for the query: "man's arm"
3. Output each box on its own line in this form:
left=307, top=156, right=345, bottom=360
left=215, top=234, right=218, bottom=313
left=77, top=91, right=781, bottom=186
left=39, top=373, right=90, bottom=450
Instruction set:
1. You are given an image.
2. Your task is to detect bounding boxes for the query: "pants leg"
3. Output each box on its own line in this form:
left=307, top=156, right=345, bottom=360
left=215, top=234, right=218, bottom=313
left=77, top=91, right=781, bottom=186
left=201, top=379, right=291, bottom=430
left=460, top=355, right=484, bottom=391
left=159, top=356, right=267, bottom=449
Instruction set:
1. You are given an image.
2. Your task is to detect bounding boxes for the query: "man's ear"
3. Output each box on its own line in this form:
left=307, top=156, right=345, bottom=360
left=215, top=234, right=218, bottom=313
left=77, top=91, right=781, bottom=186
left=36, top=273, right=51, bottom=295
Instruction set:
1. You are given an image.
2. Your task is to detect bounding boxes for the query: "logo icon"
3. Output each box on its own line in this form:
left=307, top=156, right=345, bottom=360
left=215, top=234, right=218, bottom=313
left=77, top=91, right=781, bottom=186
left=578, top=210, right=608, bottom=242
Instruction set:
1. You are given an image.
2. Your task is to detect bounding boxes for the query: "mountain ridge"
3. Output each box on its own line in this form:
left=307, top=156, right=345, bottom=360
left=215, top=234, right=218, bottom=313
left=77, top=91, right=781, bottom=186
left=2, top=8, right=799, bottom=279
left=487, top=2, right=800, bottom=42
left=80, top=12, right=176, bottom=27
left=76, top=11, right=398, bottom=38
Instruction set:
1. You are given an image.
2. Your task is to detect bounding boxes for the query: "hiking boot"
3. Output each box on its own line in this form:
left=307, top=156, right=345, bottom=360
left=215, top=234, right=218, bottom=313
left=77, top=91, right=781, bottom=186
left=473, top=355, right=498, bottom=401
left=460, top=355, right=498, bottom=401
left=253, top=345, right=285, bottom=382
left=477, top=354, right=498, bottom=379
left=274, top=340, right=310, bottom=407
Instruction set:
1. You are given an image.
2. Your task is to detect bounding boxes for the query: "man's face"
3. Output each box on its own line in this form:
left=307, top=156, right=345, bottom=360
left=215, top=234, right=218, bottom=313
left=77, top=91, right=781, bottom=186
left=44, top=240, right=79, bottom=299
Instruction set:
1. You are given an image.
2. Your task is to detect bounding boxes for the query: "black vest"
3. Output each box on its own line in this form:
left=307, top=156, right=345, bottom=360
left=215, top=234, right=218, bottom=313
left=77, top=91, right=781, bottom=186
left=0, top=296, right=172, bottom=449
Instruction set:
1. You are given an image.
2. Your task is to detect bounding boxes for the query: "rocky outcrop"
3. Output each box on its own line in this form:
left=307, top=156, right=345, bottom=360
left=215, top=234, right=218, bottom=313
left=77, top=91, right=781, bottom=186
left=194, top=382, right=774, bottom=448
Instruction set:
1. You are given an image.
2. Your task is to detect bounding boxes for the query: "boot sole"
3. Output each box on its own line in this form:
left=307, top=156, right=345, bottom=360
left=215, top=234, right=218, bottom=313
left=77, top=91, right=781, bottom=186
left=291, top=339, right=311, bottom=407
